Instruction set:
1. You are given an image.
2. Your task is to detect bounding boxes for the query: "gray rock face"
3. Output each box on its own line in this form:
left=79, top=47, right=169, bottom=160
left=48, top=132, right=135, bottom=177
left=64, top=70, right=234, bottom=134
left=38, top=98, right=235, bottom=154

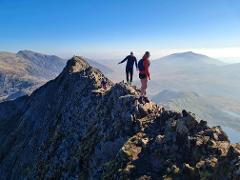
left=0, top=56, right=239, bottom=180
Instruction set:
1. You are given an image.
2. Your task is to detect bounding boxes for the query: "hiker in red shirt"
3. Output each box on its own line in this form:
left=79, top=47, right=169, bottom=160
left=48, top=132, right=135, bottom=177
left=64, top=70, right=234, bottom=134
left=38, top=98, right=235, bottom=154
left=138, top=51, right=151, bottom=102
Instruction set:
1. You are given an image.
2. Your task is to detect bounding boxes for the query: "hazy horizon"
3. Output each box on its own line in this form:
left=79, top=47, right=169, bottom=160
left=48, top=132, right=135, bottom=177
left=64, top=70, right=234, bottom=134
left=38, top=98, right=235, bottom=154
left=1, top=48, right=240, bottom=64
left=1, top=0, right=240, bottom=63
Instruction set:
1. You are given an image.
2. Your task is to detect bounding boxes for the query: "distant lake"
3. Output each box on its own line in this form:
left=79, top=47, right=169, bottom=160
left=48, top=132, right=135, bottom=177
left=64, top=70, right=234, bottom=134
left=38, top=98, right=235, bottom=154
left=222, top=127, right=240, bottom=144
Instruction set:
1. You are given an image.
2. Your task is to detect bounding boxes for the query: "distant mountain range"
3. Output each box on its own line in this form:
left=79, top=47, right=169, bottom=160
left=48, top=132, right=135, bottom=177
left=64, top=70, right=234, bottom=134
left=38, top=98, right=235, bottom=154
left=17, top=50, right=67, bottom=79
left=154, top=51, right=224, bottom=66
left=85, top=57, right=113, bottom=74
left=145, top=51, right=240, bottom=133
left=1, top=49, right=240, bottom=134
left=0, top=56, right=239, bottom=179
left=0, top=50, right=113, bottom=102
left=0, top=50, right=66, bottom=101
left=148, top=51, right=240, bottom=100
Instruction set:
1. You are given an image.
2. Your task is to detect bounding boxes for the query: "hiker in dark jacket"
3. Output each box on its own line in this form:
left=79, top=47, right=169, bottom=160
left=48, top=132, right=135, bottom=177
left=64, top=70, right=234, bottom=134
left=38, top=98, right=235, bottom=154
left=118, top=52, right=138, bottom=84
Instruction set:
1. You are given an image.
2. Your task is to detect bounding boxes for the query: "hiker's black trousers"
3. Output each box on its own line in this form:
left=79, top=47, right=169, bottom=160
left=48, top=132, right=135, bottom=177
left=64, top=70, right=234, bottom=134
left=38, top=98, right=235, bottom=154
left=126, top=68, right=133, bottom=82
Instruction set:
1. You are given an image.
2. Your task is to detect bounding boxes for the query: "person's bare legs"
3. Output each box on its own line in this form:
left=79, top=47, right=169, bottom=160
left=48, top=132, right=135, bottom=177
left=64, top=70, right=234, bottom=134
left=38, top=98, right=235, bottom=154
left=140, top=78, right=148, bottom=97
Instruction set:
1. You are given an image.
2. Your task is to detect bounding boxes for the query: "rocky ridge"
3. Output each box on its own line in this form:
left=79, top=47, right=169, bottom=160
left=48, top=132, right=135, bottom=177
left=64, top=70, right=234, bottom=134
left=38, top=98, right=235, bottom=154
left=0, top=56, right=239, bottom=179
left=0, top=51, right=113, bottom=102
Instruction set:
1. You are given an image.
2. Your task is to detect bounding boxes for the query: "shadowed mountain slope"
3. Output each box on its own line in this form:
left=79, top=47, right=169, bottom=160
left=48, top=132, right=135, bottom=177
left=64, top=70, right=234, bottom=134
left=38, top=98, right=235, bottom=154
left=0, top=57, right=239, bottom=180
left=0, top=50, right=66, bottom=101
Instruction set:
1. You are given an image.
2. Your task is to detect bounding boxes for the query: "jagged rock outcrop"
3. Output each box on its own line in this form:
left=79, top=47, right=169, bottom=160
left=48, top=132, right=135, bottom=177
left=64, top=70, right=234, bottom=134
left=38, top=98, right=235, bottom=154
left=0, top=56, right=239, bottom=180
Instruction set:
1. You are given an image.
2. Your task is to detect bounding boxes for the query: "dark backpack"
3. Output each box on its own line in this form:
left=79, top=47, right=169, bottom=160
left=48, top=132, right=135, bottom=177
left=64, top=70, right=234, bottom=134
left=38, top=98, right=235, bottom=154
left=138, top=59, right=145, bottom=71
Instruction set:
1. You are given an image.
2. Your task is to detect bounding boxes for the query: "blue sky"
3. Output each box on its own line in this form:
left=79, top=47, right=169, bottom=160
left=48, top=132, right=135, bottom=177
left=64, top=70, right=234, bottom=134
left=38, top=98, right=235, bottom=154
left=0, top=0, right=240, bottom=61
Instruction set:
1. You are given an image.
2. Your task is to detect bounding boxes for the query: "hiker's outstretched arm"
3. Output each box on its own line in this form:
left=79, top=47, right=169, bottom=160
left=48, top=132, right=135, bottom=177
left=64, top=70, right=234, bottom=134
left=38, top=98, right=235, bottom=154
left=118, top=56, right=128, bottom=64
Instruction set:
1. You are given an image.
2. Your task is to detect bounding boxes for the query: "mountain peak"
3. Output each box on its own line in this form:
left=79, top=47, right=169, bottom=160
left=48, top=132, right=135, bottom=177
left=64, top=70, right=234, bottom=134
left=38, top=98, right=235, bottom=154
left=17, top=50, right=43, bottom=57
left=0, top=56, right=239, bottom=179
left=17, top=49, right=35, bottom=54
left=170, top=51, right=209, bottom=58
left=58, top=56, right=113, bottom=89
left=179, top=51, right=196, bottom=55
left=64, top=56, right=90, bottom=73
left=154, top=51, right=224, bottom=66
